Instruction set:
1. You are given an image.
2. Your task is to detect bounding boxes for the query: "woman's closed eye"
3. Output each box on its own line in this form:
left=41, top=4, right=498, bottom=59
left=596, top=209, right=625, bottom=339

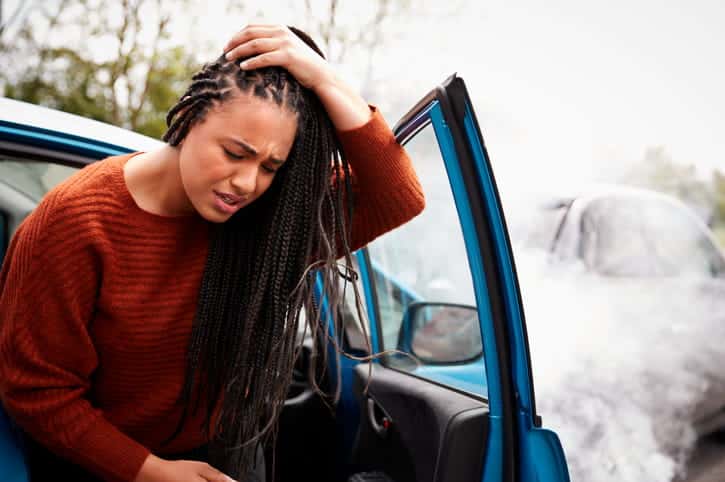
left=223, top=147, right=245, bottom=160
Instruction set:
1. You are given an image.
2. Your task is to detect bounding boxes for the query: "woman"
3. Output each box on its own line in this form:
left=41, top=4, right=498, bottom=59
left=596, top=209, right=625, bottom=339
left=0, top=25, right=424, bottom=482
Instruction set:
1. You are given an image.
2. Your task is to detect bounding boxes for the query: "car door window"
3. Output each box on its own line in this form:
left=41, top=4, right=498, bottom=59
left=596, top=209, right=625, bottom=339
left=365, top=123, right=486, bottom=397
left=339, top=256, right=373, bottom=353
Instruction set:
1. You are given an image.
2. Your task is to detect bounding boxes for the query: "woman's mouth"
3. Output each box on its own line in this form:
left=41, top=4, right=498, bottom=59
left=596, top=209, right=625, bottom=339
left=213, top=190, right=246, bottom=214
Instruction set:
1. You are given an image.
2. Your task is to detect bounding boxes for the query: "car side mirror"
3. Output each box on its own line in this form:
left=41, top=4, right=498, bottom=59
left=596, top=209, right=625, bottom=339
left=398, top=301, right=483, bottom=364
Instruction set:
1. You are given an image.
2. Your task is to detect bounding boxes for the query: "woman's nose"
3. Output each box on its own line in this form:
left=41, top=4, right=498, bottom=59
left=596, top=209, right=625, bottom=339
left=230, top=164, right=257, bottom=195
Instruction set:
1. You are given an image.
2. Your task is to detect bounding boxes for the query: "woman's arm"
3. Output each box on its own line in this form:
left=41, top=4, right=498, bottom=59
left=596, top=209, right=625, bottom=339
left=0, top=190, right=150, bottom=481
left=0, top=190, right=233, bottom=482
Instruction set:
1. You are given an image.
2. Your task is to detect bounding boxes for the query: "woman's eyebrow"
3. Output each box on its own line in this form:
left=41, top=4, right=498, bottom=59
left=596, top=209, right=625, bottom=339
left=230, top=138, right=258, bottom=156
left=229, top=138, right=285, bottom=165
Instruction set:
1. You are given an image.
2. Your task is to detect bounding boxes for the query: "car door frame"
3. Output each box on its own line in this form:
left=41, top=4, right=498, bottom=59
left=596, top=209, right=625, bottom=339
left=351, top=74, right=569, bottom=482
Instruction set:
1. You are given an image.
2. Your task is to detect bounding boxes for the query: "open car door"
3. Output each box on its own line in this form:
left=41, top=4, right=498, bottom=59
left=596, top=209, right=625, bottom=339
left=340, top=75, right=570, bottom=482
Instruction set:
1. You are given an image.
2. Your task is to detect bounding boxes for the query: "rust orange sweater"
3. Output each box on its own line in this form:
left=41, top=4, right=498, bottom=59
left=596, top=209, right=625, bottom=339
left=0, top=107, right=424, bottom=481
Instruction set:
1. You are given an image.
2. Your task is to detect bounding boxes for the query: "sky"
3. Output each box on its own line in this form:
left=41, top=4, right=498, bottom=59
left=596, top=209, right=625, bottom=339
left=368, top=0, right=725, bottom=195
left=3, top=0, right=724, bottom=198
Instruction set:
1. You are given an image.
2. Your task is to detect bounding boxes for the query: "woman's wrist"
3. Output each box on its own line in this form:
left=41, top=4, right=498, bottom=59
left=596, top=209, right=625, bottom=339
left=312, top=73, right=372, bottom=132
left=133, top=453, right=164, bottom=482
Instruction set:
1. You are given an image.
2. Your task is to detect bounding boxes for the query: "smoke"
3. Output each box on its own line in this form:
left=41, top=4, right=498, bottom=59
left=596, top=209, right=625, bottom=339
left=514, top=242, right=725, bottom=481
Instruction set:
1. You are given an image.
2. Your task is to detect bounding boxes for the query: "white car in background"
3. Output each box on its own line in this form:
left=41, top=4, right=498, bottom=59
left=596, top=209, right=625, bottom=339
left=514, top=184, right=725, bottom=481
left=523, top=184, right=725, bottom=279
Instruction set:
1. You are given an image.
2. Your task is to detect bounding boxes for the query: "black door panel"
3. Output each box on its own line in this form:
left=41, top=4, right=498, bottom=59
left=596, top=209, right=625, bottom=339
left=350, top=364, right=489, bottom=482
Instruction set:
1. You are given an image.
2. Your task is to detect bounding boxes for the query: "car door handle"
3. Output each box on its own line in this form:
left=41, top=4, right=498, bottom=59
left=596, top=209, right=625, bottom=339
left=366, top=397, right=392, bottom=438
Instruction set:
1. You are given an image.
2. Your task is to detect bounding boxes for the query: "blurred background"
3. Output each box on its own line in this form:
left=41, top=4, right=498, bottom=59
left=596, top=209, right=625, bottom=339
left=1, top=1, right=724, bottom=481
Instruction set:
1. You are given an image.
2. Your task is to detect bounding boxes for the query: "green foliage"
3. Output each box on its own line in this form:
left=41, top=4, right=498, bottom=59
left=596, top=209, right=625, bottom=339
left=624, top=147, right=725, bottom=249
left=0, top=0, right=404, bottom=138
left=132, top=46, right=200, bottom=138
left=714, top=227, right=725, bottom=250
left=712, top=171, right=725, bottom=249
left=0, top=0, right=199, bottom=139
left=713, top=171, right=725, bottom=225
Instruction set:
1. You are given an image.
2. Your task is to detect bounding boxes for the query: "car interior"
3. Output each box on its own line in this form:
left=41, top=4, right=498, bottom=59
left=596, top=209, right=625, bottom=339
left=270, top=290, right=490, bottom=482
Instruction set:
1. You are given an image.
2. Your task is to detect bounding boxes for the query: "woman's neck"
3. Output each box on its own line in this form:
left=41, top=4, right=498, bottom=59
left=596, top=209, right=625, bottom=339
left=123, top=145, right=197, bottom=217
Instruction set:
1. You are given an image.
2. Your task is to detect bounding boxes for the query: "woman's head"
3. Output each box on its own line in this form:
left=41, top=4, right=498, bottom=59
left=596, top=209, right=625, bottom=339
left=161, top=27, right=362, bottom=479
left=163, top=53, right=306, bottom=222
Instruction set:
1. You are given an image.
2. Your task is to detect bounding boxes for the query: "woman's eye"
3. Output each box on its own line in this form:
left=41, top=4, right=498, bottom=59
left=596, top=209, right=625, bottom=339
left=223, top=148, right=244, bottom=160
left=262, top=165, right=277, bottom=174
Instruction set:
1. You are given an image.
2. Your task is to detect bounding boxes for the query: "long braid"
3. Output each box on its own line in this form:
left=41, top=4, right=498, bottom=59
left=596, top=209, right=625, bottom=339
left=159, top=28, right=356, bottom=479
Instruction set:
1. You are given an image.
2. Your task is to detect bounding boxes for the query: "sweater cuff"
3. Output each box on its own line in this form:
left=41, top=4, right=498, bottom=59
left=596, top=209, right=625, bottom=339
left=334, top=105, right=414, bottom=189
left=61, top=416, right=151, bottom=482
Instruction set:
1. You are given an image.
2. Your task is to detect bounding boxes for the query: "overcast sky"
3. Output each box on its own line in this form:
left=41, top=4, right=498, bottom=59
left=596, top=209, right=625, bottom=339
left=369, top=0, right=725, bottom=193
left=4, top=0, right=723, bottom=196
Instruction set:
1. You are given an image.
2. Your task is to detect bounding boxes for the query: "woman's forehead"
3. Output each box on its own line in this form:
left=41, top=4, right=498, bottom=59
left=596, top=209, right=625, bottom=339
left=200, top=94, right=296, bottom=134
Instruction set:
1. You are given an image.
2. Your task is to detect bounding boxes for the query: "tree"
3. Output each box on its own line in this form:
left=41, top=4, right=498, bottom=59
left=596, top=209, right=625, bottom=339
left=0, top=0, right=408, bottom=137
left=0, top=0, right=201, bottom=138
left=624, top=146, right=715, bottom=223
left=287, top=0, right=411, bottom=96
left=0, top=0, right=28, bottom=39
left=712, top=169, right=725, bottom=248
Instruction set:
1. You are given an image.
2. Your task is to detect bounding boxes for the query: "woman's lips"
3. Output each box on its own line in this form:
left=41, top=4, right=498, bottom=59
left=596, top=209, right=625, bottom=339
left=213, top=190, right=247, bottom=214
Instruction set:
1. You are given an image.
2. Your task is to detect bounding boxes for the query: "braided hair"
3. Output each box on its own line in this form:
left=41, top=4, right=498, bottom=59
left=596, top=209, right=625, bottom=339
left=161, top=27, right=363, bottom=478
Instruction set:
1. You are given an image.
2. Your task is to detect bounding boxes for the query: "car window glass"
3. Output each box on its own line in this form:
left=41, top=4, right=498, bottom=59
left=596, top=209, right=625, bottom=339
left=365, top=123, right=486, bottom=398
left=339, top=257, right=372, bottom=352
left=581, top=196, right=725, bottom=277
left=0, top=160, right=78, bottom=202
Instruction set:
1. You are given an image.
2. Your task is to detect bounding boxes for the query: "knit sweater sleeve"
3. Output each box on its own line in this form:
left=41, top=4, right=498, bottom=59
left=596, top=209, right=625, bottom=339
left=334, top=105, right=425, bottom=255
left=0, top=188, right=150, bottom=481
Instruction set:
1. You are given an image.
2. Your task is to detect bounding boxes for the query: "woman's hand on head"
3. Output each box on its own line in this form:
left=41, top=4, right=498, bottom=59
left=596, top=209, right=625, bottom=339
left=133, top=453, right=236, bottom=482
left=223, top=24, right=335, bottom=92
left=224, top=23, right=372, bottom=130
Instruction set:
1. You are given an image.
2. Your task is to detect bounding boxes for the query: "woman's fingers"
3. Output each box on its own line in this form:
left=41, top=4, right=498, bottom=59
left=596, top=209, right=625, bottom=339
left=198, top=464, right=236, bottom=482
left=238, top=50, right=288, bottom=71
left=221, top=23, right=331, bottom=90
left=224, top=24, right=287, bottom=53
left=225, top=37, right=285, bottom=63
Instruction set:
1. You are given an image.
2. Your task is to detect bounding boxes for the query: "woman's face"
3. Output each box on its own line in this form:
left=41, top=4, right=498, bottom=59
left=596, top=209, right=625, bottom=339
left=177, top=92, right=298, bottom=223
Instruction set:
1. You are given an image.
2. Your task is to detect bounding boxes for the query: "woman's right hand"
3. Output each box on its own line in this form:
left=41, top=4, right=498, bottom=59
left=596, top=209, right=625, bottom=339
left=133, top=453, right=236, bottom=482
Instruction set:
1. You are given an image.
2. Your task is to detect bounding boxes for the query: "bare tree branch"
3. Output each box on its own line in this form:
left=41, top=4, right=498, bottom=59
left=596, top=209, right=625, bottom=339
left=0, top=0, right=31, bottom=39
left=130, top=0, right=170, bottom=128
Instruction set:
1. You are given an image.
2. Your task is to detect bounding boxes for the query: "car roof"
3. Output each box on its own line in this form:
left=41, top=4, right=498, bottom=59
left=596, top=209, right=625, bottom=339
left=0, top=97, right=163, bottom=153
left=532, top=182, right=691, bottom=209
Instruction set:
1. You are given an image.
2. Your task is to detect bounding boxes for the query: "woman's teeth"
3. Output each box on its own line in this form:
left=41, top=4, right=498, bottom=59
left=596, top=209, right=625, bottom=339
left=219, top=193, right=239, bottom=204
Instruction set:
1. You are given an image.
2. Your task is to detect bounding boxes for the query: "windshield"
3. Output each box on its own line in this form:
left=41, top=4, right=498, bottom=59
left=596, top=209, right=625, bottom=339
left=579, top=195, right=725, bottom=278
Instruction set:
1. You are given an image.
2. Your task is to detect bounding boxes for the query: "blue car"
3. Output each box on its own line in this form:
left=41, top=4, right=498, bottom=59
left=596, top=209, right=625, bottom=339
left=0, top=76, right=570, bottom=482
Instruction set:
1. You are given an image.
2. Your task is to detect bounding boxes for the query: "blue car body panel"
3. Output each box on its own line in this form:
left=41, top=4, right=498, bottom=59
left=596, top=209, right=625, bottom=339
left=0, top=408, right=27, bottom=482
left=0, top=120, right=132, bottom=159
left=428, top=101, right=506, bottom=481
left=349, top=77, right=571, bottom=481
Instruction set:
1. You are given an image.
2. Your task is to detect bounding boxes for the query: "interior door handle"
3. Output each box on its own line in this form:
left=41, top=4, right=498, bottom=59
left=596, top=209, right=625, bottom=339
left=366, top=397, right=392, bottom=438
